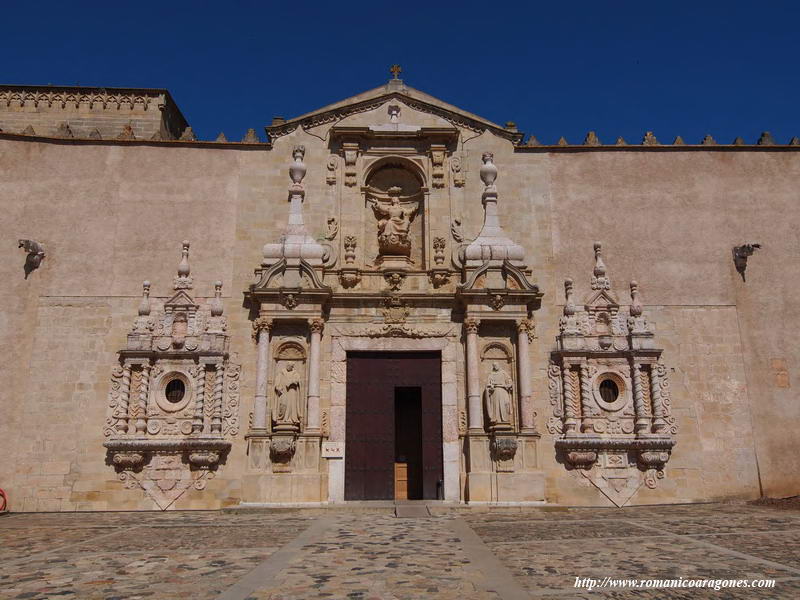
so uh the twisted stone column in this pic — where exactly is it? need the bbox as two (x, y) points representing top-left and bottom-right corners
(192, 365), (205, 433)
(562, 363), (579, 434)
(465, 318), (483, 432)
(252, 317), (273, 432)
(306, 318), (324, 433)
(517, 320), (536, 433)
(118, 363), (132, 434)
(579, 363), (593, 432)
(211, 363), (224, 433)
(135, 364), (150, 434)
(651, 362), (668, 434)
(632, 361), (650, 435)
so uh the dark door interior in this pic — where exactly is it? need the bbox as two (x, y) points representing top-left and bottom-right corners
(345, 352), (442, 501)
(395, 387), (422, 499)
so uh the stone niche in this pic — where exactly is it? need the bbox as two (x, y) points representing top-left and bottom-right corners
(363, 160), (426, 269)
(547, 243), (677, 507)
(103, 242), (239, 510)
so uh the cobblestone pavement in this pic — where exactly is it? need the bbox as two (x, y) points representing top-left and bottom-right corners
(2, 503), (800, 599)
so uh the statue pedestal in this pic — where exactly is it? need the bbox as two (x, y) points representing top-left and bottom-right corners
(241, 433), (327, 503)
(464, 432), (545, 503)
(375, 255), (414, 270)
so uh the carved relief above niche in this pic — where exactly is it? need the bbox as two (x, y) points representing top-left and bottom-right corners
(104, 242), (239, 510)
(547, 243), (677, 507)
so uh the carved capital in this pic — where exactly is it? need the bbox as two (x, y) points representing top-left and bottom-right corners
(309, 318), (325, 335)
(517, 319), (535, 342)
(252, 317), (273, 342)
(464, 318), (480, 335)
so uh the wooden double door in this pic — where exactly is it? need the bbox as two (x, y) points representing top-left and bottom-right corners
(345, 352), (443, 501)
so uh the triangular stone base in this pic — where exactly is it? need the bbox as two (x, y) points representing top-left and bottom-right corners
(579, 466), (643, 507)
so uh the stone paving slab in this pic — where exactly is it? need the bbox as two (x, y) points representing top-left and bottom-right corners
(3, 549), (270, 599)
(701, 531), (800, 568)
(2, 503), (800, 599)
(483, 536), (800, 593)
(246, 514), (499, 600)
(0, 526), (116, 561)
(469, 520), (652, 543)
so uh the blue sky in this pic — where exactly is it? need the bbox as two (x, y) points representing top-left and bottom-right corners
(3, 1), (798, 144)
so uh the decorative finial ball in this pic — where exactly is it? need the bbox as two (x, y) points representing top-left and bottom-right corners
(143, 280), (150, 289)
(594, 242), (602, 251)
(182, 240), (190, 248)
(215, 280), (223, 288)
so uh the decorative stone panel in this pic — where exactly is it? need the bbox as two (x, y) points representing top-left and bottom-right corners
(548, 243), (677, 506)
(103, 243), (238, 509)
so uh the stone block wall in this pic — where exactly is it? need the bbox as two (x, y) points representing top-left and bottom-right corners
(1, 109), (799, 509)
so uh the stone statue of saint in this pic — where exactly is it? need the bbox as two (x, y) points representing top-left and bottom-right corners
(484, 362), (513, 429)
(367, 186), (419, 257)
(273, 362), (303, 431)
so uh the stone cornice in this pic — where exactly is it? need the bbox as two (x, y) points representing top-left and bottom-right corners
(0, 131), (271, 150)
(516, 144), (800, 152)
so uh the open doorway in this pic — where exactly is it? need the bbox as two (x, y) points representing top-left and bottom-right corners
(394, 387), (422, 500)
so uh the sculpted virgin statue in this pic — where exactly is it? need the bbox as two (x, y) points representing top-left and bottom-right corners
(273, 362), (303, 431)
(484, 362), (514, 430)
(367, 186), (419, 257)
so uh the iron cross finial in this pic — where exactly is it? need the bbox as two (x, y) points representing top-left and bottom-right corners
(390, 64), (402, 80)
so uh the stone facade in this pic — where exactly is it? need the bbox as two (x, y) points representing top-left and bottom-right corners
(1, 73), (798, 511)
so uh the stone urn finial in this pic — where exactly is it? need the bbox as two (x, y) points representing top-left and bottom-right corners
(593, 242), (605, 278)
(590, 242), (611, 291)
(289, 145), (306, 185)
(138, 280), (151, 316)
(174, 241), (193, 290)
(630, 280), (642, 317)
(479, 152), (498, 188)
(210, 280), (224, 317)
(564, 278), (575, 316)
(178, 241), (191, 276)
